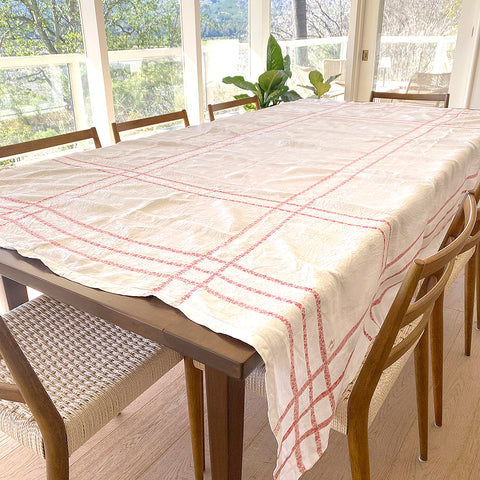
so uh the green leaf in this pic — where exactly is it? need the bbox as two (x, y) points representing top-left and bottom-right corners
(222, 76), (256, 92)
(316, 83), (332, 98)
(283, 54), (292, 78)
(243, 103), (258, 111)
(298, 85), (316, 92)
(234, 94), (257, 111)
(281, 90), (302, 102)
(309, 70), (324, 85)
(325, 73), (341, 84)
(254, 83), (266, 107)
(263, 86), (285, 107)
(266, 35), (284, 71)
(258, 70), (287, 93)
(308, 70), (333, 98)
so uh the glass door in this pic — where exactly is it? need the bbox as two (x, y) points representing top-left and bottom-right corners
(271, 0), (351, 100)
(373, 0), (461, 95)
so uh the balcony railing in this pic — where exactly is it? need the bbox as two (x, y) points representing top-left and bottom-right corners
(0, 35), (456, 145)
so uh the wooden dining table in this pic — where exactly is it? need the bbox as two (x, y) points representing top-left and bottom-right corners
(1, 99), (480, 480)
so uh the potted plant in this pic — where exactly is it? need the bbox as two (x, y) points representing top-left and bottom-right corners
(222, 35), (302, 109)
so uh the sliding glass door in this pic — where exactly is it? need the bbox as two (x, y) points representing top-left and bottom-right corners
(271, 0), (351, 100)
(373, 0), (461, 94)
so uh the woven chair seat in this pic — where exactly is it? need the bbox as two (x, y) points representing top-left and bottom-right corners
(0, 295), (182, 457)
(242, 319), (421, 434)
(445, 247), (476, 292)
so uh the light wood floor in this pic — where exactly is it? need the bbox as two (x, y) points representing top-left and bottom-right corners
(1, 275), (480, 479)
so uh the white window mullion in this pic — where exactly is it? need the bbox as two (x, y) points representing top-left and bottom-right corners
(180, 0), (204, 125)
(249, 0), (270, 80)
(78, 0), (115, 145)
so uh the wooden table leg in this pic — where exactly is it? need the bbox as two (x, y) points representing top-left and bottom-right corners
(205, 366), (245, 480)
(1, 276), (28, 310)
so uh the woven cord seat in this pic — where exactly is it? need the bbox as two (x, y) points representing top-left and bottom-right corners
(0, 295), (182, 458)
(445, 248), (476, 293)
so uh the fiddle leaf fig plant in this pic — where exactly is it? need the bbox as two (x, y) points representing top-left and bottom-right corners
(300, 70), (341, 98)
(222, 35), (301, 109)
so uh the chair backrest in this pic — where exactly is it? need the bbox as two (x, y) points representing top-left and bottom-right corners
(406, 72), (451, 95)
(447, 182), (480, 254)
(322, 59), (346, 83)
(369, 91), (450, 108)
(0, 128), (102, 159)
(111, 110), (190, 144)
(348, 192), (476, 419)
(208, 95), (260, 122)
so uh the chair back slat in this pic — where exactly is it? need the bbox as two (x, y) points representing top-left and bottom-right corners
(419, 195), (476, 279)
(208, 95), (260, 121)
(369, 91), (450, 108)
(0, 128), (102, 159)
(0, 381), (24, 403)
(111, 109), (190, 143)
(386, 313), (430, 368)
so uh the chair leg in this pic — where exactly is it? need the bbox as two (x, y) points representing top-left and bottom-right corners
(44, 440), (69, 480)
(430, 294), (443, 427)
(414, 329), (429, 461)
(476, 247), (480, 331)
(184, 357), (205, 480)
(347, 408), (371, 480)
(465, 254), (476, 356)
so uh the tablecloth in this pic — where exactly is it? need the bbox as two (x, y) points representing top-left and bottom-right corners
(1, 99), (480, 479)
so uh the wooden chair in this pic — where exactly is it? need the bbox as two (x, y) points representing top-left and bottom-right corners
(429, 184), (480, 429)
(0, 294), (203, 480)
(111, 110), (190, 143)
(207, 95), (260, 122)
(406, 73), (451, 95)
(0, 128), (102, 159)
(191, 192), (476, 480)
(369, 91), (450, 108)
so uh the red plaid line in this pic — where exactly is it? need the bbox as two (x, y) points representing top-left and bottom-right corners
(0, 104), (466, 477)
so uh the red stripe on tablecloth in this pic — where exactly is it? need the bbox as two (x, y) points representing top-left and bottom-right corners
(255, 109), (458, 462)
(0, 105), (461, 474)
(273, 304), (370, 435)
(274, 351), (355, 478)
(5, 103), (346, 218)
(427, 174), (478, 224)
(0, 195), (388, 288)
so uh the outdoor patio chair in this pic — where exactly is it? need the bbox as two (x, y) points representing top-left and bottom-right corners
(0, 295), (203, 480)
(406, 72), (451, 95)
(369, 91), (450, 108)
(207, 95), (260, 121)
(111, 109), (190, 143)
(0, 128), (102, 159)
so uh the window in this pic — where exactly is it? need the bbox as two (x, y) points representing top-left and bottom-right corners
(200, 0), (249, 112)
(271, 0), (351, 99)
(0, 0), (91, 146)
(103, 0), (184, 123)
(373, 0), (460, 94)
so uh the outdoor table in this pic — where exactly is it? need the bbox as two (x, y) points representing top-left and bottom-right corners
(1, 99), (480, 480)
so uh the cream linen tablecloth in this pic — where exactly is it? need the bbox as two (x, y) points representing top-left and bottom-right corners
(1, 99), (480, 479)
